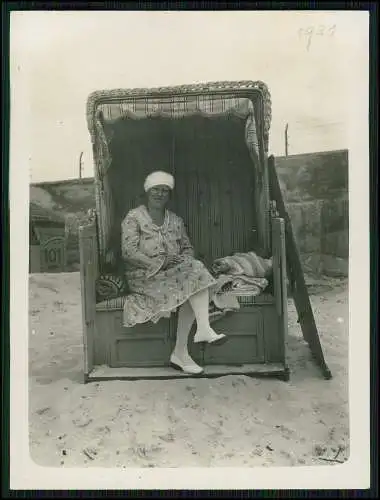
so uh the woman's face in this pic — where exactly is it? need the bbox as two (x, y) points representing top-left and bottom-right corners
(147, 185), (171, 209)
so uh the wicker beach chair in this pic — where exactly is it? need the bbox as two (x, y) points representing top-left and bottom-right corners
(79, 80), (330, 382)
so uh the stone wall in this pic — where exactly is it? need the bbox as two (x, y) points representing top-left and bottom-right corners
(275, 149), (348, 277)
(30, 149), (349, 276)
(30, 178), (96, 270)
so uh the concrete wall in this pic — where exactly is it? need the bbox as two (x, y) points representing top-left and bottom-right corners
(30, 149), (349, 276)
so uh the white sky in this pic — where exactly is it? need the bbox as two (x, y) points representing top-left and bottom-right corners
(10, 10), (368, 182)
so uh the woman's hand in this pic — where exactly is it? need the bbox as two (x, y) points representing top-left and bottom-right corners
(163, 254), (182, 269)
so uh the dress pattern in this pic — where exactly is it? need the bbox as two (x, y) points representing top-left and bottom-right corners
(121, 205), (216, 328)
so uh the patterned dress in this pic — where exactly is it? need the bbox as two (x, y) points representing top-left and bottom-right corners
(121, 205), (216, 328)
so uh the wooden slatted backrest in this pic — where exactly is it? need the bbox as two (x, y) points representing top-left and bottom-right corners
(172, 115), (257, 267)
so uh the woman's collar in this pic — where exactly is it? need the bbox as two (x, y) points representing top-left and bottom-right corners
(142, 204), (168, 229)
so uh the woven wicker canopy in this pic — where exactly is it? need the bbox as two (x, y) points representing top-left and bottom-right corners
(87, 80), (271, 148)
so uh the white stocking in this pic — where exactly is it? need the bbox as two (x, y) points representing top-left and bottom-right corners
(188, 289), (226, 343)
(188, 288), (211, 330)
(172, 301), (195, 360)
(170, 301), (203, 373)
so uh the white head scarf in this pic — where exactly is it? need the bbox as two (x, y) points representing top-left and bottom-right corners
(144, 171), (175, 192)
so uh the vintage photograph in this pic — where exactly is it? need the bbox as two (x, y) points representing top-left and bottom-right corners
(9, 8), (370, 489)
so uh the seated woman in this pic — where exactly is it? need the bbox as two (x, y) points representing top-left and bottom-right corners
(121, 170), (227, 375)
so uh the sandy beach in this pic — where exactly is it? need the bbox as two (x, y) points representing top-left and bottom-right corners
(29, 272), (349, 468)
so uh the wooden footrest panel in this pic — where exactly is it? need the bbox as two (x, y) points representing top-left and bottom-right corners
(86, 363), (287, 381)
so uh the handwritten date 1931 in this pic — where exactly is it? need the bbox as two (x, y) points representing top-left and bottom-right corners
(298, 25), (336, 51)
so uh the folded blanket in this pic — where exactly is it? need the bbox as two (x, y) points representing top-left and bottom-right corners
(212, 251), (272, 278)
(210, 275), (268, 310)
(208, 251), (272, 317)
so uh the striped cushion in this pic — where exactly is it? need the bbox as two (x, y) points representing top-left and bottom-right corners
(96, 295), (127, 311)
(95, 274), (128, 303)
(95, 292), (275, 312)
(238, 293), (275, 305)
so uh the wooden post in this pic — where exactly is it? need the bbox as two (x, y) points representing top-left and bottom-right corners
(272, 217), (289, 380)
(285, 124), (289, 157)
(79, 152), (84, 179)
(79, 221), (98, 382)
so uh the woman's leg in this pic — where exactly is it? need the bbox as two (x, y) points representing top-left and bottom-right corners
(188, 288), (227, 344)
(170, 301), (203, 374)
